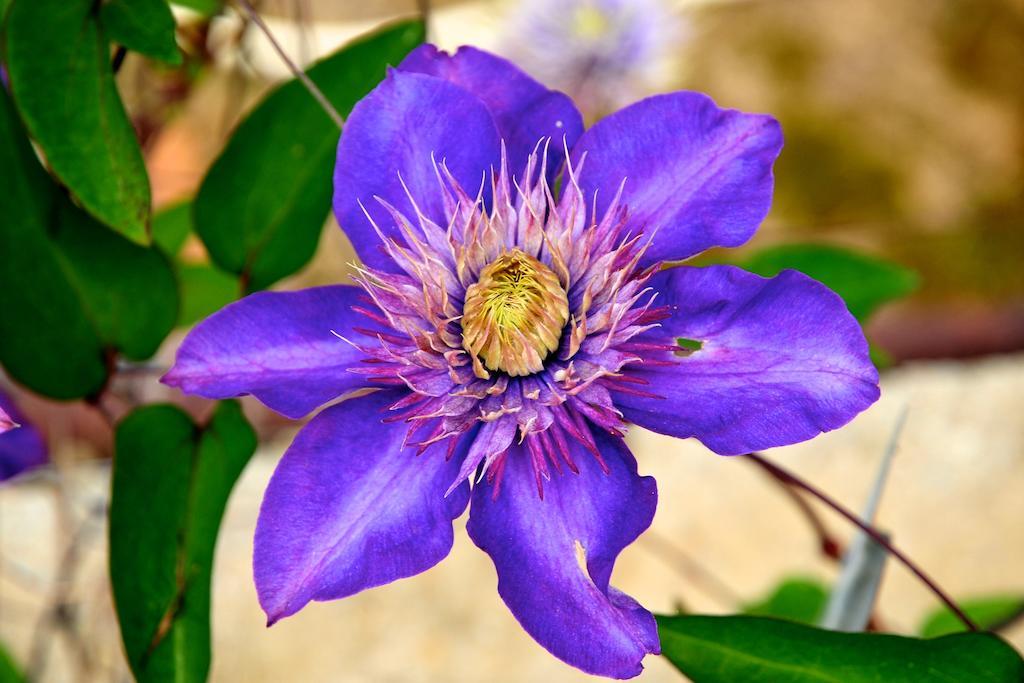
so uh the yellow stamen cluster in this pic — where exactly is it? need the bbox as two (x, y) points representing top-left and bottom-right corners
(462, 249), (569, 378)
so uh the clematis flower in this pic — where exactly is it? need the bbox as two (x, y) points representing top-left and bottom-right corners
(163, 44), (879, 678)
(0, 388), (47, 482)
(500, 0), (683, 117)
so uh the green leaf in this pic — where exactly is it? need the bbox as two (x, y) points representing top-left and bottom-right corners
(0, 642), (25, 683)
(920, 595), (1024, 638)
(100, 0), (182, 65)
(4, 0), (151, 243)
(151, 201), (241, 326)
(738, 244), (919, 321)
(194, 19), (425, 291)
(657, 614), (1024, 683)
(178, 264), (239, 327)
(110, 401), (256, 683)
(169, 0), (221, 16)
(152, 201), (193, 256)
(51, 200), (179, 361)
(743, 578), (828, 625)
(0, 88), (178, 397)
(0, 87), (107, 397)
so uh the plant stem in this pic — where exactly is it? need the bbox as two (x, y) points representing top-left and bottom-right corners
(233, 0), (344, 129)
(639, 529), (742, 609)
(746, 453), (979, 632)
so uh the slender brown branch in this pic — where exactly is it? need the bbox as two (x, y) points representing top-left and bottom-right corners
(234, 0), (344, 129)
(746, 453), (978, 631)
(417, 0), (432, 42)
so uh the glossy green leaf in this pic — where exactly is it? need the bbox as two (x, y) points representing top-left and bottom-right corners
(743, 578), (828, 625)
(920, 595), (1024, 638)
(739, 244), (919, 321)
(100, 0), (181, 65)
(51, 200), (179, 361)
(110, 401), (256, 683)
(195, 19), (425, 291)
(0, 88), (177, 397)
(4, 0), (151, 243)
(657, 614), (1024, 683)
(178, 264), (239, 327)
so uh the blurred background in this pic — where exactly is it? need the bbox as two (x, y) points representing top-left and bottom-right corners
(2, 0), (1022, 680)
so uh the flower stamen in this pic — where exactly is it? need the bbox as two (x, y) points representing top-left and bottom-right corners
(462, 249), (569, 378)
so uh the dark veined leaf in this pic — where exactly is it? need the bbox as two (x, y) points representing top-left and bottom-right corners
(738, 243), (919, 321)
(0, 87), (177, 397)
(742, 578), (829, 625)
(194, 19), (425, 291)
(920, 595), (1024, 638)
(100, 0), (181, 65)
(657, 614), (1024, 683)
(4, 0), (151, 243)
(110, 401), (256, 683)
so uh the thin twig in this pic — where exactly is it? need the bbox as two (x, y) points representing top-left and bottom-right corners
(234, 0), (344, 129)
(746, 453), (978, 631)
(417, 0), (432, 43)
(639, 529), (742, 609)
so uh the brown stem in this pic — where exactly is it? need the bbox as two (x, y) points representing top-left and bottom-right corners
(746, 453), (978, 631)
(233, 0), (344, 129)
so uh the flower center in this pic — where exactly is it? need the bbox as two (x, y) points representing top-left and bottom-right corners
(571, 6), (612, 41)
(462, 249), (569, 378)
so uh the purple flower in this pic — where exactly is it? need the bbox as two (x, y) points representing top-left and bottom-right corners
(163, 45), (878, 678)
(500, 0), (683, 116)
(0, 388), (47, 482)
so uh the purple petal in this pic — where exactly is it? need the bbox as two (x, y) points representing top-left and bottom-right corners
(398, 44), (584, 186)
(467, 432), (659, 679)
(254, 390), (471, 624)
(572, 92), (783, 266)
(0, 391), (47, 482)
(616, 265), (880, 455)
(163, 285), (377, 419)
(333, 68), (502, 272)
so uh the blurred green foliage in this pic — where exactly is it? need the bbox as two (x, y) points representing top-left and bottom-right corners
(742, 577), (829, 625)
(920, 595), (1024, 638)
